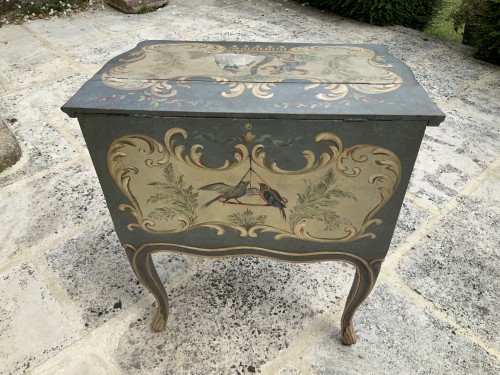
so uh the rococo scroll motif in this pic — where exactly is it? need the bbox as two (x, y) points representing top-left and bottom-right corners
(101, 43), (403, 103)
(108, 127), (402, 243)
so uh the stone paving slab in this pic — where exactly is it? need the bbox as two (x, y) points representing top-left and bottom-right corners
(0, 73), (90, 129)
(25, 15), (107, 48)
(45, 220), (188, 330)
(0, 122), (78, 188)
(155, 4), (229, 36)
(212, 2), (303, 30)
(0, 24), (31, 42)
(0, 34), (49, 63)
(277, 368), (301, 375)
(378, 32), (448, 63)
(304, 283), (500, 375)
(280, 22), (383, 45)
(81, 8), (156, 34)
(387, 200), (430, 255)
(0, 2), (499, 374)
(408, 110), (500, 208)
(0, 263), (78, 375)
(398, 171), (500, 352)
(455, 75), (500, 126)
(31, 353), (117, 375)
(49, 112), (88, 148)
(207, 4), (345, 43)
(198, 25), (273, 42)
(192, 0), (247, 11)
(113, 257), (353, 374)
(412, 67), (470, 101)
(419, 48), (499, 83)
(66, 26), (183, 66)
(27, 315), (130, 375)
(0, 163), (107, 263)
(0, 49), (78, 90)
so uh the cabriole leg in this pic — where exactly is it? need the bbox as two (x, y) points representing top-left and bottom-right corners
(340, 260), (382, 345)
(128, 248), (170, 332)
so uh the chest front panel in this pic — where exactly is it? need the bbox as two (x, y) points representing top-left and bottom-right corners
(80, 115), (426, 260)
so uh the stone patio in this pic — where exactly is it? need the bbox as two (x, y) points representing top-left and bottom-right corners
(0, 1), (499, 374)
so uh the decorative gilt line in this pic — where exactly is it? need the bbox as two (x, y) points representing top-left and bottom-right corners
(251, 131), (343, 175)
(340, 254), (378, 345)
(122, 243), (374, 267)
(164, 128), (249, 171)
(370, 258), (385, 265)
(108, 138), (148, 231)
(250, 82), (276, 99)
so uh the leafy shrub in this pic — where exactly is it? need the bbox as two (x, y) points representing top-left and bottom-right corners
(450, 0), (485, 31)
(451, 0), (499, 65)
(475, 0), (500, 64)
(296, 0), (442, 30)
(0, 0), (92, 23)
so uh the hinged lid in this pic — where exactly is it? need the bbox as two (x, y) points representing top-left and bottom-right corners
(62, 40), (445, 125)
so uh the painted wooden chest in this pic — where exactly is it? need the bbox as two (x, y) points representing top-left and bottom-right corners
(62, 41), (445, 345)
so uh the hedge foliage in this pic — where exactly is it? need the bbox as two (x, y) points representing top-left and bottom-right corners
(475, 0), (500, 64)
(296, 0), (442, 30)
(0, 0), (90, 22)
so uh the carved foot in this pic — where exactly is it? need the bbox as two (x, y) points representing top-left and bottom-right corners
(341, 322), (357, 345)
(151, 310), (167, 332)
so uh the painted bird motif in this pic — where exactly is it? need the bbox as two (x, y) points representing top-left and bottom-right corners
(267, 54), (308, 75)
(258, 183), (287, 220)
(199, 181), (251, 208)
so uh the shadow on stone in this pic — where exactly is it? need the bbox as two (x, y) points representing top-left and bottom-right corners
(0, 118), (22, 173)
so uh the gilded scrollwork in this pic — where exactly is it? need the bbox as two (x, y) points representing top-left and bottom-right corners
(305, 80), (349, 101)
(108, 127), (402, 243)
(251, 131), (343, 175)
(101, 43), (403, 104)
(163, 128), (249, 171)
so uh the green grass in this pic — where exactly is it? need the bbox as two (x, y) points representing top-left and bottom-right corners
(424, 0), (464, 42)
